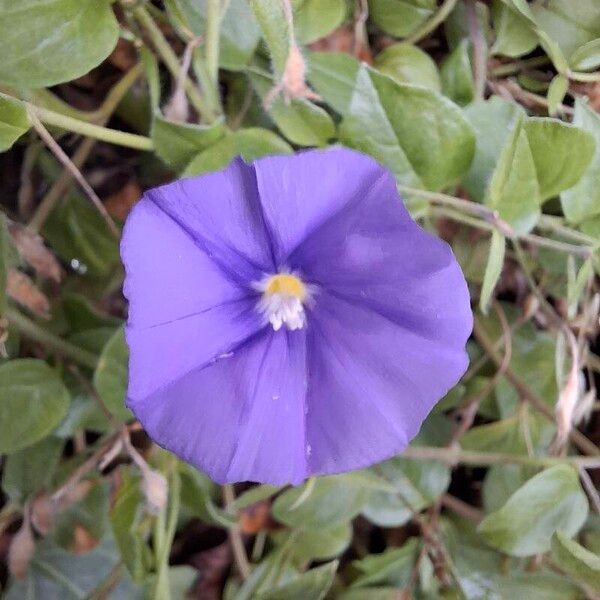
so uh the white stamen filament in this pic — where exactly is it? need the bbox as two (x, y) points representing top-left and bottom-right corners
(255, 272), (309, 332)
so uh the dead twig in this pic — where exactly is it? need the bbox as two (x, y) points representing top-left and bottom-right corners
(27, 109), (120, 239)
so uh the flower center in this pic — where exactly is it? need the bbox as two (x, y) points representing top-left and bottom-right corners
(257, 273), (308, 331)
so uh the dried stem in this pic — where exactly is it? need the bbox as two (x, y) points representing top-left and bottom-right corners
(440, 493), (483, 523)
(28, 65), (142, 233)
(473, 318), (600, 457)
(404, 186), (594, 258)
(27, 109), (120, 238)
(466, 0), (486, 100)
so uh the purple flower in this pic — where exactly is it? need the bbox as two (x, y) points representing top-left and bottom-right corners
(121, 147), (472, 485)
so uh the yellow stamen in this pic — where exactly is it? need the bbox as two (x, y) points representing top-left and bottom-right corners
(264, 273), (307, 301)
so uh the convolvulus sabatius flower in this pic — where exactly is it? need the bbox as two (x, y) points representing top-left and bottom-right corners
(121, 148), (472, 485)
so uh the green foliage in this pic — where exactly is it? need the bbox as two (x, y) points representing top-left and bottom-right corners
(339, 63), (475, 190)
(478, 465), (589, 556)
(0, 0), (119, 88)
(0, 359), (70, 454)
(368, 0), (435, 38)
(552, 532), (600, 592)
(373, 43), (441, 91)
(0, 95), (31, 151)
(170, 0), (260, 71)
(1, 0), (599, 596)
(93, 326), (131, 420)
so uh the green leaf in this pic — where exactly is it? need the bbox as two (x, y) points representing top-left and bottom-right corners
(0, 0), (119, 88)
(462, 96), (525, 201)
(231, 484), (282, 511)
(169, 0), (261, 70)
(338, 590), (408, 600)
(179, 463), (236, 527)
(0, 95), (31, 152)
(2, 436), (64, 504)
(249, 70), (335, 146)
(307, 51), (361, 115)
(491, 0), (538, 57)
(5, 536), (142, 600)
(294, 0), (347, 44)
(0, 359), (70, 454)
(478, 464), (589, 556)
(547, 74), (569, 115)
(250, 0), (290, 76)
(479, 230), (505, 313)
(562, 99), (600, 223)
(531, 0), (600, 62)
(340, 65), (475, 190)
(482, 464), (532, 513)
(368, 0), (435, 38)
(152, 114), (227, 172)
(184, 128), (292, 175)
(373, 43), (441, 92)
(552, 532), (600, 592)
(255, 561), (338, 600)
(93, 326), (131, 422)
(61, 293), (121, 333)
(351, 538), (419, 588)
(272, 522), (352, 562)
(110, 466), (145, 582)
(272, 474), (371, 528)
(524, 117), (596, 201)
(440, 39), (475, 106)
(43, 193), (120, 279)
(461, 410), (550, 455)
(536, 28), (570, 74)
(485, 116), (540, 234)
(570, 38), (600, 71)
(362, 455), (450, 527)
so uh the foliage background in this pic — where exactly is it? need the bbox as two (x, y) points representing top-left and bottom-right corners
(1, 0), (600, 598)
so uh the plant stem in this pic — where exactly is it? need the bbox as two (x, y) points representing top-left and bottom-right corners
(405, 0), (459, 45)
(6, 306), (98, 369)
(466, 0), (486, 100)
(402, 445), (600, 469)
(491, 56), (551, 78)
(538, 215), (598, 247)
(406, 187), (594, 257)
(153, 461), (180, 600)
(24, 101), (154, 150)
(568, 70), (600, 83)
(205, 0), (221, 94)
(27, 109), (120, 238)
(223, 484), (251, 580)
(473, 317), (600, 457)
(132, 5), (216, 122)
(37, 63), (137, 230)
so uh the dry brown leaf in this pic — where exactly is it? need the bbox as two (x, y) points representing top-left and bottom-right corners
(239, 500), (271, 534)
(8, 511), (35, 580)
(104, 180), (141, 221)
(72, 525), (99, 555)
(7, 269), (50, 319)
(9, 223), (62, 282)
(109, 38), (138, 71)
